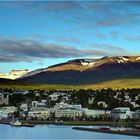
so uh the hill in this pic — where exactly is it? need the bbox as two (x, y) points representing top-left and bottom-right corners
(18, 56), (140, 85)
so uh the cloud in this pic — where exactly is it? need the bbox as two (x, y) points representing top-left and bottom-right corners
(0, 37), (137, 63)
(1, 1), (140, 30)
(124, 34), (140, 41)
(42, 1), (140, 28)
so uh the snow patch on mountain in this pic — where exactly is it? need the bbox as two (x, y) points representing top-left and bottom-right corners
(18, 69), (43, 79)
(136, 57), (140, 61)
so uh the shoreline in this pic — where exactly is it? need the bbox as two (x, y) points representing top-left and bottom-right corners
(1, 119), (140, 137)
(0, 120), (138, 126)
(72, 127), (140, 137)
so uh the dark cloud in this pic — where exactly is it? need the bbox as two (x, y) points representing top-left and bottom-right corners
(1, 1), (140, 29)
(42, 1), (140, 28)
(30, 33), (81, 44)
(0, 37), (137, 63)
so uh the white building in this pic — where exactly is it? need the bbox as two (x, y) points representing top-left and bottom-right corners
(0, 111), (8, 119)
(28, 108), (51, 119)
(0, 93), (9, 105)
(97, 101), (108, 108)
(49, 92), (65, 101)
(20, 104), (28, 111)
(54, 102), (82, 110)
(83, 108), (110, 118)
(133, 110), (140, 120)
(53, 102), (83, 119)
(55, 109), (83, 118)
(0, 106), (17, 119)
(32, 100), (47, 108)
(110, 107), (133, 120)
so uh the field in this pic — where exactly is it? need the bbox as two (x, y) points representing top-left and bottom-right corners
(0, 78), (140, 90)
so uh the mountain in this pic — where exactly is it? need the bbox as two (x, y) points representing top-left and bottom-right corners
(18, 56), (140, 85)
(0, 69), (30, 80)
(0, 78), (14, 84)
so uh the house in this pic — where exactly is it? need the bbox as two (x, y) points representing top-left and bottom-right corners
(32, 100), (47, 108)
(0, 111), (8, 119)
(0, 93), (9, 105)
(132, 110), (140, 120)
(0, 106), (17, 119)
(130, 101), (139, 108)
(97, 101), (108, 108)
(20, 103), (28, 111)
(49, 92), (65, 101)
(88, 97), (95, 105)
(110, 107), (133, 120)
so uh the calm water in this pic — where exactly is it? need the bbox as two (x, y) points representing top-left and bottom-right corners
(0, 124), (139, 140)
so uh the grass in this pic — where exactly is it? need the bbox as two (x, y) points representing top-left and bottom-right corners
(1, 78), (140, 90)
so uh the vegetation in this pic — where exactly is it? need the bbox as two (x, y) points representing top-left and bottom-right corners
(1, 78), (140, 90)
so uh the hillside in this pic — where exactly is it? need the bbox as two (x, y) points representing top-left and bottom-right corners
(18, 56), (140, 85)
(0, 69), (30, 80)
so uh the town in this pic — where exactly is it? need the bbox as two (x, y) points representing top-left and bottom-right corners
(0, 88), (140, 125)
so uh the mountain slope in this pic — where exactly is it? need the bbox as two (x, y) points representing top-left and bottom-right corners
(0, 69), (30, 79)
(18, 56), (140, 85)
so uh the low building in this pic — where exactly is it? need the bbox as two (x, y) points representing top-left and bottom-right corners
(133, 110), (140, 120)
(0, 111), (8, 119)
(0, 106), (17, 119)
(32, 100), (47, 108)
(54, 102), (82, 110)
(110, 107), (133, 120)
(28, 108), (51, 120)
(0, 93), (9, 105)
(20, 104), (28, 111)
(83, 108), (111, 118)
(97, 101), (108, 108)
(55, 109), (83, 119)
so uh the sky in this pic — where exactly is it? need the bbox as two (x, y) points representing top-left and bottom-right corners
(0, 1), (140, 73)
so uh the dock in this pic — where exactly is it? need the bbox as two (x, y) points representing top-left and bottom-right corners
(72, 127), (140, 137)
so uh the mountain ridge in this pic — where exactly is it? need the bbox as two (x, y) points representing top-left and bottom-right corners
(18, 56), (140, 85)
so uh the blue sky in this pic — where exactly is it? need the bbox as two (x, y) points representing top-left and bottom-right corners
(0, 1), (140, 72)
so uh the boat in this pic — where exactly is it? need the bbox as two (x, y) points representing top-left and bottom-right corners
(99, 127), (110, 131)
(10, 119), (22, 127)
(21, 122), (35, 127)
(10, 116), (34, 127)
(54, 119), (64, 125)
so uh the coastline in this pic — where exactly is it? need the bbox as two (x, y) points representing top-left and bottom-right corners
(0, 119), (138, 126)
(72, 127), (140, 137)
(0, 119), (140, 137)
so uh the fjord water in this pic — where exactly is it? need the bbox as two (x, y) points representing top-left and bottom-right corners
(0, 124), (139, 140)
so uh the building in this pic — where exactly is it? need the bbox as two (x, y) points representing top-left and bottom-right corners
(97, 101), (108, 108)
(0, 93), (9, 105)
(49, 92), (65, 101)
(31, 100), (47, 108)
(83, 108), (111, 118)
(28, 108), (51, 120)
(0, 106), (17, 119)
(53, 102), (83, 119)
(55, 109), (83, 119)
(0, 111), (8, 119)
(133, 110), (140, 120)
(20, 104), (28, 111)
(54, 102), (82, 110)
(110, 107), (133, 120)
